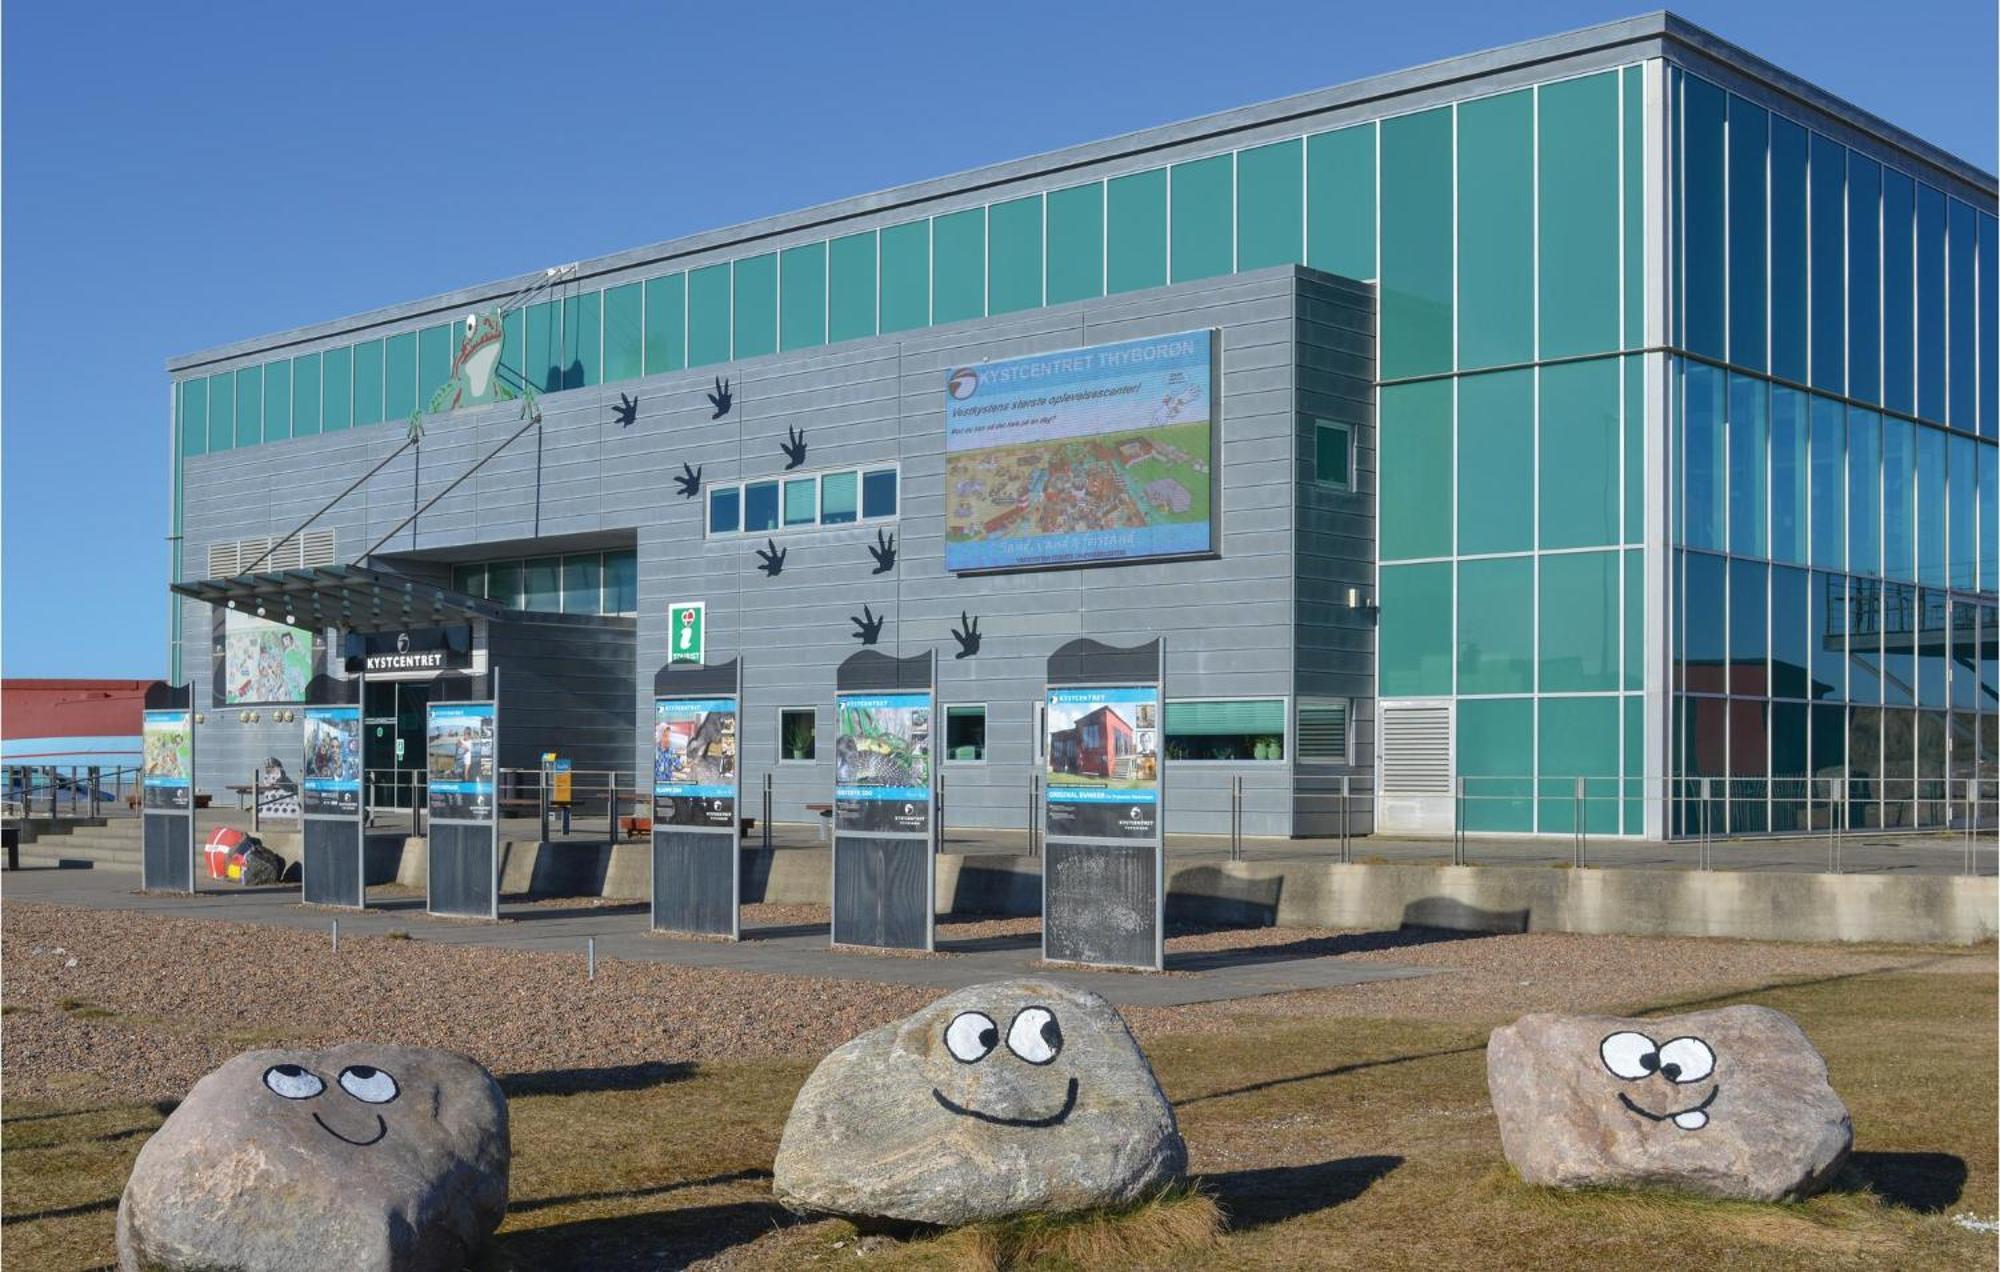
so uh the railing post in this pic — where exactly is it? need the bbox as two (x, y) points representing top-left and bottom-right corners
(1339, 773), (1350, 865)
(252, 769), (262, 833)
(761, 772), (772, 850)
(1453, 776), (1465, 867)
(1228, 775), (1242, 862)
(1573, 774), (1586, 868)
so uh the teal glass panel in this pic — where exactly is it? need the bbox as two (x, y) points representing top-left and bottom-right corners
(1727, 97), (1767, 370)
(602, 282), (644, 380)
(932, 208), (986, 325)
(687, 263), (732, 367)
(1916, 424), (1945, 586)
(1379, 379), (1452, 560)
(522, 557), (560, 611)
(1457, 555), (1533, 694)
(1726, 373), (1767, 559)
(1847, 409), (1881, 577)
(1730, 558), (1768, 696)
(1623, 694), (1645, 834)
(419, 323), (452, 408)
(879, 220), (931, 333)
(1306, 123), (1375, 281)
(1457, 89), (1533, 370)
(1771, 386), (1807, 564)
(1679, 76), (1725, 361)
(502, 309), (524, 387)
(1045, 183), (1104, 305)
(1540, 550), (1618, 692)
(291, 353), (321, 437)
(1624, 548), (1644, 691)
(1379, 107), (1453, 379)
(451, 564), (485, 598)
(1809, 395), (1844, 570)
(1235, 138), (1302, 272)
(1538, 72), (1620, 360)
(644, 274), (685, 375)
(821, 470), (858, 524)
(1882, 415), (1916, 580)
(731, 254), (776, 361)
(1680, 360), (1724, 550)
(234, 366), (262, 446)
(1769, 117), (1808, 384)
(603, 550), (637, 613)
(561, 554), (601, 615)
(828, 233), (879, 342)
(779, 242), (827, 350)
(1456, 369), (1532, 554)
(1541, 357), (1621, 550)
(1947, 199), (1976, 428)
(525, 300), (561, 391)
(1916, 184), (1945, 422)
(1622, 66), (1643, 349)
(1676, 550), (1725, 692)
(383, 332), (417, 420)
(1378, 562), (1452, 696)
(1771, 565), (1809, 699)
(1457, 698), (1533, 831)
(1847, 156), (1881, 404)
(1809, 134), (1846, 393)
(1169, 154), (1232, 283)
(262, 359), (290, 442)
(564, 290), (601, 388)
(987, 195), (1044, 315)
(783, 476), (817, 526)
(323, 345), (353, 431)
(1624, 356), (1643, 544)
(1539, 697), (1620, 834)
(1106, 168), (1167, 294)
(1982, 214), (1998, 437)
(179, 378), (207, 456)
(1948, 432), (1975, 590)
(207, 372), (235, 450)
(486, 562), (521, 609)
(1882, 169), (1915, 415)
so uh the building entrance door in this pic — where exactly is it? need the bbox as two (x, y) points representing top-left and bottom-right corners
(363, 679), (432, 809)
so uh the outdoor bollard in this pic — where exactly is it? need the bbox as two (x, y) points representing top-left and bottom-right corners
(252, 769), (261, 833)
(331, 919), (339, 953)
(587, 936), (596, 981)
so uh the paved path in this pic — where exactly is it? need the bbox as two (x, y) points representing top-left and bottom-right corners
(1, 868), (1437, 1008)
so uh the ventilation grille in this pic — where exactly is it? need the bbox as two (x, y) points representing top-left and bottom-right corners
(1296, 700), (1351, 763)
(1379, 703), (1452, 794)
(206, 530), (336, 577)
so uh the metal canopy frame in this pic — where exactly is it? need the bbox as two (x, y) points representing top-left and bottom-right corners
(170, 564), (511, 634)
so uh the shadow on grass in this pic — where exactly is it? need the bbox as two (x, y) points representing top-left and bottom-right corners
(1176, 1044), (1484, 1108)
(0, 1195), (120, 1225)
(1166, 924), (1500, 973)
(483, 1198), (799, 1270)
(1200, 1155), (1403, 1229)
(498, 1061), (695, 1099)
(1843, 1150), (1967, 1213)
(511, 1168), (773, 1215)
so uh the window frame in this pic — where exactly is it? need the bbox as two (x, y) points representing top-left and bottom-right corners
(1162, 695), (1291, 764)
(703, 462), (902, 539)
(943, 702), (988, 764)
(778, 706), (819, 763)
(1312, 417), (1354, 489)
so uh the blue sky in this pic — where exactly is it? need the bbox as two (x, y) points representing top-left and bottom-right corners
(3, 0), (1992, 677)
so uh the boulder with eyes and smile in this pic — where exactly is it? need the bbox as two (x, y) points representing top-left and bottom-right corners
(1487, 1005), (1851, 1202)
(117, 1043), (508, 1272)
(773, 979), (1185, 1225)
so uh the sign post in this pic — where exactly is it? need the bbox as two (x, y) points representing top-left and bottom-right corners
(301, 681), (365, 908)
(140, 684), (197, 894)
(424, 690), (499, 920)
(651, 657), (742, 937)
(667, 601), (706, 665)
(831, 649), (937, 951)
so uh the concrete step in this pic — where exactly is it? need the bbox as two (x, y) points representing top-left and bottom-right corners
(14, 851), (142, 872)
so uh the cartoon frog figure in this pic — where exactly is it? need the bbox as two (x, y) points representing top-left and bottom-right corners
(406, 308), (537, 442)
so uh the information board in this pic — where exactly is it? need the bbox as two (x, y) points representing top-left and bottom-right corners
(1045, 686), (1161, 840)
(834, 692), (933, 834)
(426, 702), (496, 822)
(302, 706), (363, 817)
(142, 710), (195, 812)
(653, 696), (738, 828)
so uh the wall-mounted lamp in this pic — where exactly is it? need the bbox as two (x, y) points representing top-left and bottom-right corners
(1345, 586), (1378, 612)
(193, 713), (206, 724)
(238, 710), (251, 723)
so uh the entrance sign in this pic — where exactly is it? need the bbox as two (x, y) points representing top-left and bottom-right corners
(425, 696), (499, 920)
(1042, 638), (1166, 971)
(668, 600), (706, 664)
(651, 658), (743, 937)
(140, 687), (197, 893)
(301, 690), (365, 908)
(832, 649), (937, 951)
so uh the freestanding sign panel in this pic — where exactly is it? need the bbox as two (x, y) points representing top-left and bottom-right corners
(140, 693), (197, 893)
(301, 697), (365, 908)
(831, 650), (937, 951)
(425, 699), (498, 919)
(651, 658), (742, 937)
(1042, 639), (1165, 971)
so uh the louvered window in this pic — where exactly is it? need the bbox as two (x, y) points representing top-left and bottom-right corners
(205, 530), (336, 577)
(1296, 699), (1351, 763)
(1380, 703), (1452, 794)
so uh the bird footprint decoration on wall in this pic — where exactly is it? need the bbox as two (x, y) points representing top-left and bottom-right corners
(850, 605), (885, 645)
(868, 529), (897, 574)
(950, 612), (982, 659)
(707, 377), (732, 419)
(612, 393), (638, 428)
(674, 463), (702, 499)
(780, 426), (808, 470)
(756, 540), (787, 577)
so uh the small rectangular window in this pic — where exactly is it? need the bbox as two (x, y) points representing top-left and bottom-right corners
(946, 705), (987, 762)
(451, 564), (486, 598)
(709, 486), (741, 535)
(603, 549), (637, 613)
(561, 554), (601, 614)
(1314, 419), (1352, 487)
(1165, 698), (1286, 761)
(821, 471), (859, 524)
(1296, 699), (1351, 762)
(862, 468), (898, 518)
(745, 482), (780, 532)
(783, 477), (817, 526)
(780, 707), (817, 761)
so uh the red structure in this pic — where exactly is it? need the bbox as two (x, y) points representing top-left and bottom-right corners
(2, 679), (163, 754)
(1049, 704), (1134, 778)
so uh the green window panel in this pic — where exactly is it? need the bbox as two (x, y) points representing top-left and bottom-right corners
(351, 340), (384, 426)
(1456, 89), (1533, 370)
(563, 290), (601, 388)
(1538, 72), (1621, 361)
(1170, 154), (1232, 284)
(1106, 168), (1167, 294)
(688, 263), (732, 367)
(234, 366), (262, 447)
(987, 195), (1044, 316)
(828, 232), (878, 342)
(383, 332), (417, 421)
(502, 309), (525, 387)
(1379, 107), (1453, 379)
(291, 353), (321, 437)
(1679, 75), (1726, 362)
(207, 372), (235, 450)
(1623, 355), (1644, 544)
(262, 359), (291, 442)
(1457, 697), (1533, 831)
(1540, 550), (1619, 692)
(1306, 123), (1375, 281)
(1045, 182), (1103, 305)
(1166, 699), (1285, 734)
(1540, 357), (1621, 549)
(1235, 138), (1301, 272)
(731, 254), (776, 361)
(1457, 555), (1534, 694)
(418, 323), (452, 409)
(1624, 549), (1644, 691)
(644, 274), (685, 375)
(779, 242), (827, 350)
(1622, 65), (1644, 350)
(180, 378), (207, 456)
(323, 345), (354, 431)
(932, 208), (986, 325)
(1538, 696), (1621, 833)
(1378, 562), (1452, 696)
(602, 282), (644, 382)
(1456, 368), (1533, 554)
(1379, 379), (1452, 560)
(879, 220), (931, 334)
(1623, 694), (1645, 834)
(1726, 97), (1768, 371)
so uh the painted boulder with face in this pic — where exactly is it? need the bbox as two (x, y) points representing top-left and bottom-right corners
(773, 979), (1185, 1225)
(117, 1044), (508, 1272)
(1487, 1005), (1851, 1201)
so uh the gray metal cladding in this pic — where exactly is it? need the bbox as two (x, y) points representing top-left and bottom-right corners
(427, 821), (496, 919)
(302, 819), (363, 907)
(650, 833), (736, 936)
(142, 813), (195, 893)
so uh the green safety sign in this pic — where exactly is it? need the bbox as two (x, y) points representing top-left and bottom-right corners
(669, 600), (705, 664)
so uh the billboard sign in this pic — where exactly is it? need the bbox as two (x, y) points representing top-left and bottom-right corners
(425, 702), (496, 821)
(302, 706), (363, 817)
(944, 329), (1215, 572)
(142, 710), (194, 811)
(654, 696), (738, 828)
(219, 610), (315, 704)
(834, 691), (932, 833)
(1045, 686), (1160, 839)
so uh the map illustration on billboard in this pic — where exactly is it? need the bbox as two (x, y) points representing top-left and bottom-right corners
(142, 710), (194, 812)
(944, 330), (1215, 572)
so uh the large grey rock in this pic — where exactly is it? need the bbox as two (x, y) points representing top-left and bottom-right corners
(774, 979), (1185, 1225)
(118, 1044), (508, 1271)
(1488, 1005), (1851, 1201)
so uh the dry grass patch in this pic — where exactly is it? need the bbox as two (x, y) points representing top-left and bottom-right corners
(919, 1186), (1223, 1270)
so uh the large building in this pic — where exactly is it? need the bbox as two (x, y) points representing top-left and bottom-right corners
(165, 13), (1998, 840)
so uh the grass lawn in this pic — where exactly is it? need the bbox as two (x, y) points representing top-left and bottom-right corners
(4, 956), (1991, 1270)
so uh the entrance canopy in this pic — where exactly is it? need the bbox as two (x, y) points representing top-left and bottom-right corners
(169, 563), (510, 633)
